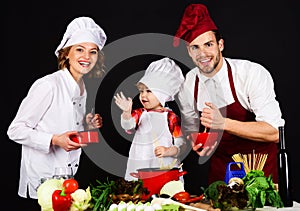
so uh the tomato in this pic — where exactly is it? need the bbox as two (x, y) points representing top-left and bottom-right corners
(63, 178), (79, 194)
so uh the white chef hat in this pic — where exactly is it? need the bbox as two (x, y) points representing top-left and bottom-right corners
(54, 16), (107, 57)
(138, 57), (185, 107)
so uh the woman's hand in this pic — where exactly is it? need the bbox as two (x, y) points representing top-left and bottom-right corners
(51, 131), (85, 152)
(86, 113), (103, 130)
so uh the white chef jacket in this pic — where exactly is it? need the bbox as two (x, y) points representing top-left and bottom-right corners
(7, 69), (86, 199)
(177, 57), (285, 134)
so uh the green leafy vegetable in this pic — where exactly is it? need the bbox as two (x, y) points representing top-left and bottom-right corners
(90, 178), (115, 211)
(89, 177), (149, 211)
(203, 170), (284, 210)
(243, 170), (284, 208)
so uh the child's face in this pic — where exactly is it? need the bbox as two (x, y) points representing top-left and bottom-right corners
(137, 83), (162, 110)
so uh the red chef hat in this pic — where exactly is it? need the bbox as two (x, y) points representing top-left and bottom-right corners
(173, 4), (218, 47)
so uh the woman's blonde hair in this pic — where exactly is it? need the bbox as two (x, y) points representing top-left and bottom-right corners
(56, 46), (106, 78)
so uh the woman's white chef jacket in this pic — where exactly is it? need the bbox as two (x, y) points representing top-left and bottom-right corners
(7, 69), (86, 199)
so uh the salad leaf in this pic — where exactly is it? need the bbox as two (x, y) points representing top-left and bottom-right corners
(243, 170), (284, 208)
(37, 178), (64, 211)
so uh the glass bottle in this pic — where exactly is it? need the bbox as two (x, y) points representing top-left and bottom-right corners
(277, 126), (293, 207)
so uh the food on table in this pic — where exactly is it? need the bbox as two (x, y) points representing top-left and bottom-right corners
(232, 150), (268, 173)
(203, 170), (284, 210)
(37, 178), (64, 211)
(172, 191), (191, 202)
(243, 170), (283, 208)
(37, 178), (91, 211)
(172, 191), (204, 204)
(108, 201), (162, 211)
(204, 179), (248, 210)
(151, 197), (206, 211)
(63, 178), (79, 194)
(90, 177), (149, 211)
(52, 189), (72, 211)
(159, 180), (185, 197)
(69, 187), (92, 211)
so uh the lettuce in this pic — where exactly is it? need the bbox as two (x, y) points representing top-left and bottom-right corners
(37, 178), (64, 211)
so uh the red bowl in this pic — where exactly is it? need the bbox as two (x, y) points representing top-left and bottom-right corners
(70, 130), (99, 144)
(130, 168), (187, 200)
(190, 132), (219, 148)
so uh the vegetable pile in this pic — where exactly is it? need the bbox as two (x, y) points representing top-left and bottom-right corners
(204, 170), (284, 210)
(37, 178), (92, 211)
(90, 177), (150, 211)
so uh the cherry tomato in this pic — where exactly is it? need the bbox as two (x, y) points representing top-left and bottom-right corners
(63, 178), (79, 194)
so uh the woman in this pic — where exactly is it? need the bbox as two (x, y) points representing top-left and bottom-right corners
(7, 16), (106, 205)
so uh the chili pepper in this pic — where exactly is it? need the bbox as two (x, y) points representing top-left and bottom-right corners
(172, 191), (204, 204)
(52, 188), (72, 211)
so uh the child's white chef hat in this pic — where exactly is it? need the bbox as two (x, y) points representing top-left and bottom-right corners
(138, 57), (185, 106)
(54, 17), (107, 57)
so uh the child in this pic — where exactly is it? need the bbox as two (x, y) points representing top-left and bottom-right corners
(114, 57), (186, 181)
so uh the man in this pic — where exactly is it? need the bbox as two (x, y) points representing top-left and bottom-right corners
(174, 4), (285, 184)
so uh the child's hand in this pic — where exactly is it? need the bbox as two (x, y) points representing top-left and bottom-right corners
(114, 92), (133, 112)
(155, 146), (179, 158)
(154, 146), (168, 158)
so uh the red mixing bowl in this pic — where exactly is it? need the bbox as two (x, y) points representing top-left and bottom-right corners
(130, 167), (187, 200)
(190, 132), (219, 149)
(70, 130), (99, 144)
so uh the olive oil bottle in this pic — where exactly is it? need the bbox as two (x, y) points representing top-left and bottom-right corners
(277, 126), (293, 207)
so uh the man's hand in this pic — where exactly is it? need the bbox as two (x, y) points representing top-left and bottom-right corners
(187, 134), (217, 157)
(200, 102), (225, 130)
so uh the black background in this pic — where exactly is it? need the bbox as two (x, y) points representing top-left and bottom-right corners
(2, 0), (299, 209)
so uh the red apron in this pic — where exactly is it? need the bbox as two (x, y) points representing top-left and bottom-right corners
(195, 60), (278, 184)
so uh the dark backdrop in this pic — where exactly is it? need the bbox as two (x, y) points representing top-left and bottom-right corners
(2, 0), (299, 209)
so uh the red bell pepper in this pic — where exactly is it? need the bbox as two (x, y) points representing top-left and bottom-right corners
(52, 188), (72, 211)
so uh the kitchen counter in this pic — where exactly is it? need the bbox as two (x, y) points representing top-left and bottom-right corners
(152, 198), (300, 211)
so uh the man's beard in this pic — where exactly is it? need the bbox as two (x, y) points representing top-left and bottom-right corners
(196, 53), (221, 74)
